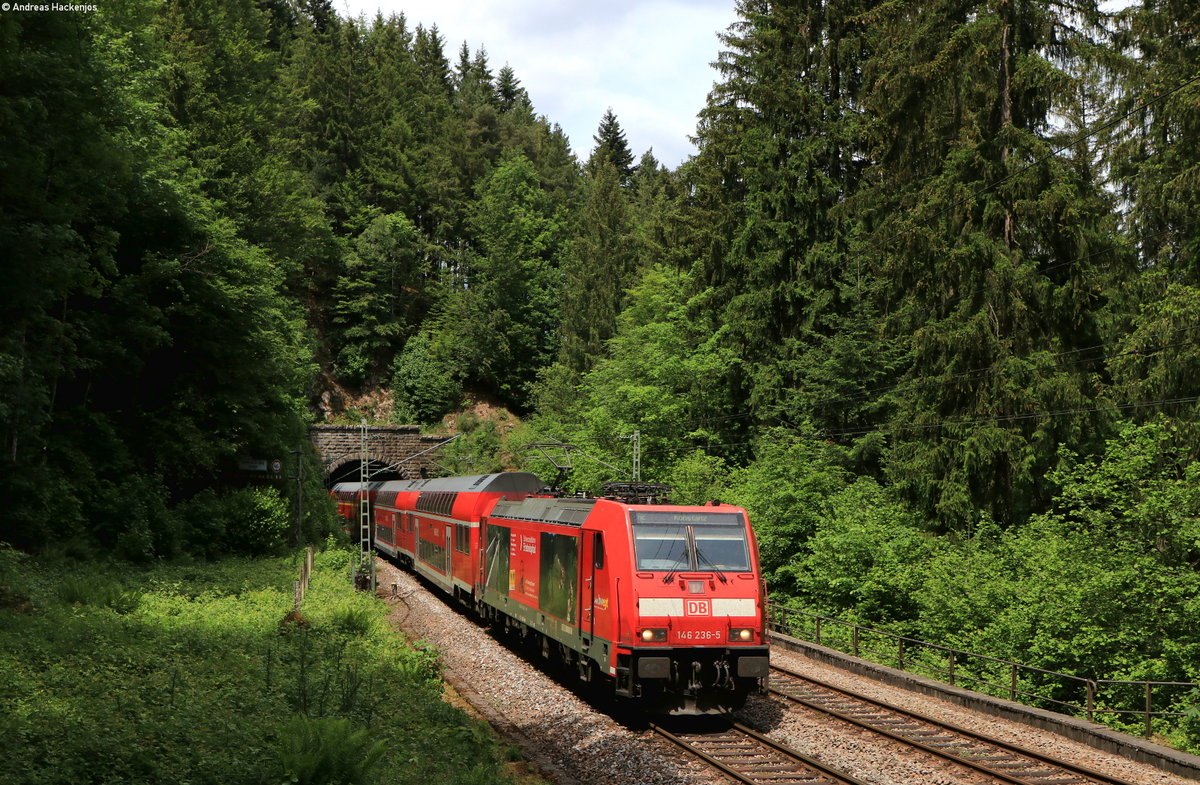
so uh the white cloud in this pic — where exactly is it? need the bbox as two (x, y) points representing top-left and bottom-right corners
(337, 0), (737, 167)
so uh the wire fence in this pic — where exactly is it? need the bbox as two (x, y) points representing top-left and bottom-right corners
(768, 604), (1198, 739)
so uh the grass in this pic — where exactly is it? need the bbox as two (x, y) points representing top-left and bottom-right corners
(0, 543), (539, 785)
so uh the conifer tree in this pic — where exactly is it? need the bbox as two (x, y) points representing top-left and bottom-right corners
(496, 65), (531, 112)
(332, 213), (431, 385)
(359, 14), (421, 220)
(300, 0), (334, 33)
(559, 160), (639, 373)
(859, 0), (1116, 526)
(628, 149), (682, 270)
(1104, 0), (1200, 438)
(409, 25), (469, 253)
(687, 0), (891, 446)
(590, 108), (636, 186)
(453, 44), (502, 187)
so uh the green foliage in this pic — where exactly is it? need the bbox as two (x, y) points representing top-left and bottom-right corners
(540, 264), (745, 492)
(0, 552), (526, 785)
(857, 0), (1116, 528)
(666, 451), (729, 506)
(559, 159), (639, 374)
(462, 154), (568, 408)
(778, 421), (1200, 746)
(333, 213), (432, 387)
(390, 331), (465, 424)
(172, 486), (293, 559)
(1107, 283), (1200, 443)
(319, 601), (384, 638)
(439, 419), (506, 476)
(55, 576), (140, 615)
(276, 714), (386, 785)
(714, 431), (931, 608)
(0, 545), (32, 614)
(0, 1), (317, 555)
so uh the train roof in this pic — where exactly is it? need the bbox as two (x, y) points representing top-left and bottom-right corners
(332, 472), (543, 495)
(490, 496), (599, 526)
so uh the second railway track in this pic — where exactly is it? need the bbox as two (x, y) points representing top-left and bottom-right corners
(768, 664), (1139, 785)
(651, 721), (871, 785)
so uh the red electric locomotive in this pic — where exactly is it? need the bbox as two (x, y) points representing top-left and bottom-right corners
(332, 472), (769, 714)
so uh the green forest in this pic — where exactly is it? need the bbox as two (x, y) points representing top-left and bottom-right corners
(3, 0), (1200, 748)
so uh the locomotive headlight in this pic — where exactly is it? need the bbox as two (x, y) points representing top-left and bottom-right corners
(640, 628), (668, 642)
(731, 628), (754, 642)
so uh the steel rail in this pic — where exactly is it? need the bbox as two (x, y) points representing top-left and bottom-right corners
(770, 664), (1139, 785)
(649, 721), (870, 785)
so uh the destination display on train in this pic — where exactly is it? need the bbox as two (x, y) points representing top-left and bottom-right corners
(629, 511), (746, 526)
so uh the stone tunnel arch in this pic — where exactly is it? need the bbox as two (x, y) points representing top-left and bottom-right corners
(310, 424), (448, 486)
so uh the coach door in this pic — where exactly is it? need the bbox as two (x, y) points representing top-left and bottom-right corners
(582, 532), (603, 643)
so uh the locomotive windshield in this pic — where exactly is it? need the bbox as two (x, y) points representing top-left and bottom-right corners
(693, 525), (751, 572)
(631, 512), (751, 573)
(633, 525), (691, 571)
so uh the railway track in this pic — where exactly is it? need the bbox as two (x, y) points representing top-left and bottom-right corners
(769, 664), (1138, 785)
(650, 721), (870, 785)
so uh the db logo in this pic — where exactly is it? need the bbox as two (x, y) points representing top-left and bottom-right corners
(685, 599), (711, 616)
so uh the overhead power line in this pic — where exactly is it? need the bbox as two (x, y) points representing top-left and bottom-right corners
(638, 394), (1200, 460)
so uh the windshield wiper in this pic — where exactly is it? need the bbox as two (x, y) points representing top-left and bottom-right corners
(694, 544), (728, 583)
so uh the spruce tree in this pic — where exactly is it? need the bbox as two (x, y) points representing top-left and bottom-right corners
(1104, 0), (1200, 438)
(859, 0), (1117, 527)
(496, 64), (531, 112)
(409, 25), (469, 254)
(629, 149), (683, 270)
(686, 0), (891, 449)
(559, 160), (639, 373)
(453, 45), (502, 187)
(359, 14), (421, 220)
(590, 108), (636, 186)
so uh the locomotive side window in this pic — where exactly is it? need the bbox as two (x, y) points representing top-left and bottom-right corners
(633, 525), (690, 571)
(593, 532), (605, 569)
(692, 524), (750, 572)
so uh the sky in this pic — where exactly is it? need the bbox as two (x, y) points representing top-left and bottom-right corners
(337, 0), (739, 168)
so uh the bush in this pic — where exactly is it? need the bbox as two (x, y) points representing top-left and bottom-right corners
(275, 714), (386, 785)
(325, 604), (380, 637)
(175, 487), (292, 558)
(391, 332), (464, 425)
(56, 575), (139, 614)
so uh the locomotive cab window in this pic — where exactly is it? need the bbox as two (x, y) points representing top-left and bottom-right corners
(633, 525), (690, 571)
(631, 511), (751, 573)
(693, 525), (750, 572)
